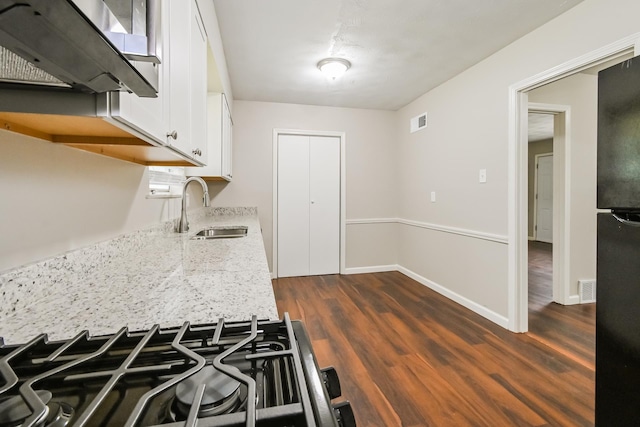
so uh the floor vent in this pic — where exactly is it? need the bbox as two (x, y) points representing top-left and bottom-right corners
(579, 279), (596, 303)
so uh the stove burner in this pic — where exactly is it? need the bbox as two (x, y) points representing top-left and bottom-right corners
(173, 365), (243, 418)
(0, 390), (73, 427)
(45, 401), (74, 427)
(0, 390), (52, 426)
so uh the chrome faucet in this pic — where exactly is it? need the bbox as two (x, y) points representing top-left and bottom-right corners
(177, 177), (210, 233)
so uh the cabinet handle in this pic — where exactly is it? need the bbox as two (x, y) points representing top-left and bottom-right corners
(192, 148), (202, 156)
(166, 130), (178, 140)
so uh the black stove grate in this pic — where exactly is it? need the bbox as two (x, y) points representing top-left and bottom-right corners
(0, 314), (340, 427)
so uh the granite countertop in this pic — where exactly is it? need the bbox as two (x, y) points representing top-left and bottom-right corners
(0, 207), (278, 345)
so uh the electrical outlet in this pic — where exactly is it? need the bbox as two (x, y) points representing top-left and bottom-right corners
(479, 169), (487, 183)
(430, 191), (436, 202)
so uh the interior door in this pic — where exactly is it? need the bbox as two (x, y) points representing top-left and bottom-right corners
(277, 135), (310, 277)
(535, 154), (553, 243)
(309, 136), (340, 275)
(277, 134), (340, 278)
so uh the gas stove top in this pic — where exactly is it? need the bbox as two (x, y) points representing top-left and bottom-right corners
(0, 314), (355, 426)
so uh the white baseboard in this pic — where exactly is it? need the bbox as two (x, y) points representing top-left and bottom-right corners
(564, 295), (581, 305)
(528, 235), (535, 241)
(344, 265), (398, 275)
(277, 263), (510, 329)
(396, 265), (510, 329)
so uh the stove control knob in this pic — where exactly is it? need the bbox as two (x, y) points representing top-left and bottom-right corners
(333, 401), (356, 427)
(320, 366), (341, 399)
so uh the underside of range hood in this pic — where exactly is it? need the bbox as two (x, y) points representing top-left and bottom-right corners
(0, 47), (69, 88)
(0, 87), (196, 167)
(0, 0), (157, 97)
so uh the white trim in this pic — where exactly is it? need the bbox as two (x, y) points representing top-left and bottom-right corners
(344, 265), (398, 275)
(508, 33), (640, 333)
(528, 105), (572, 314)
(397, 265), (510, 329)
(346, 218), (398, 225)
(528, 236), (535, 241)
(566, 295), (580, 306)
(346, 217), (508, 244)
(398, 219), (508, 244)
(272, 129), (347, 279)
(342, 263), (508, 327)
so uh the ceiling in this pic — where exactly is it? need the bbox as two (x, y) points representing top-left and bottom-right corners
(213, 0), (584, 111)
(528, 113), (554, 142)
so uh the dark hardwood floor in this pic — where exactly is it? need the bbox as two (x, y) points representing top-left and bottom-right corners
(527, 241), (596, 371)
(273, 272), (594, 427)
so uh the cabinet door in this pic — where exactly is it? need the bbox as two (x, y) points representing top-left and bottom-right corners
(105, 0), (167, 145)
(186, 92), (232, 179)
(190, 8), (207, 162)
(221, 94), (233, 180)
(108, 64), (165, 144)
(166, 0), (192, 156)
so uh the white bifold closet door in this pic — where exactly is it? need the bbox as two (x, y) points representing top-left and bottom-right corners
(277, 134), (340, 278)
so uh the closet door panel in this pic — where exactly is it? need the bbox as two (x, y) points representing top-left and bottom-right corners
(309, 136), (340, 275)
(277, 135), (311, 277)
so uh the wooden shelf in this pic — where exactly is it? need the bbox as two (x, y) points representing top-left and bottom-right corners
(0, 112), (196, 166)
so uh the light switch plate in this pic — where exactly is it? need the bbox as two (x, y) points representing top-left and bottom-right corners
(479, 169), (487, 183)
(430, 191), (436, 202)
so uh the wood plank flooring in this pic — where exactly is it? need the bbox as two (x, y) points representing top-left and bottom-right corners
(527, 241), (596, 371)
(273, 272), (594, 427)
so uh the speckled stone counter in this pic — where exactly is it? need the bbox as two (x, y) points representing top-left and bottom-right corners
(0, 207), (278, 344)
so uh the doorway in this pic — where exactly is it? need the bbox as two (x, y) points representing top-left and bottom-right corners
(508, 35), (639, 333)
(272, 129), (346, 279)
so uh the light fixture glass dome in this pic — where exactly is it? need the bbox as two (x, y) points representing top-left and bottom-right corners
(317, 58), (351, 79)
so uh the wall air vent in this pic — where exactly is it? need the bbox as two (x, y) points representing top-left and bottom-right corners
(579, 279), (596, 303)
(410, 112), (428, 133)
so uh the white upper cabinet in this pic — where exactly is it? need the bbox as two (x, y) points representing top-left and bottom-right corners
(165, 0), (207, 162)
(190, 7), (208, 163)
(101, 0), (207, 166)
(221, 94), (232, 180)
(101, 0), (170, 147)
(186, 92), (233, 181)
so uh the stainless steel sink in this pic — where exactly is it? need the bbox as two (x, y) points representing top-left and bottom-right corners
(191, 226), (248, 240)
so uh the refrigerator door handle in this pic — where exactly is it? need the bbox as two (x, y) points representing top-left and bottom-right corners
(612, 213), (640, 226)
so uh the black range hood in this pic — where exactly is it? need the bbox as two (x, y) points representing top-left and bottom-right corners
(0, 0), (158, 97)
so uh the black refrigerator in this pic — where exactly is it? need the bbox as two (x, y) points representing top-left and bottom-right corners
(596, 55), (640, 425)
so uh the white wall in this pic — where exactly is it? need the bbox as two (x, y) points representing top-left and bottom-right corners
(205, 100), (399, 272)
(394, 0), (640, 321)
(528, 73), (598, 298)
(0, 131), (190, 272)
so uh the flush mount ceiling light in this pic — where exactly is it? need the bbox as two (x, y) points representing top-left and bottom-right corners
(317, 58), (351, 79)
